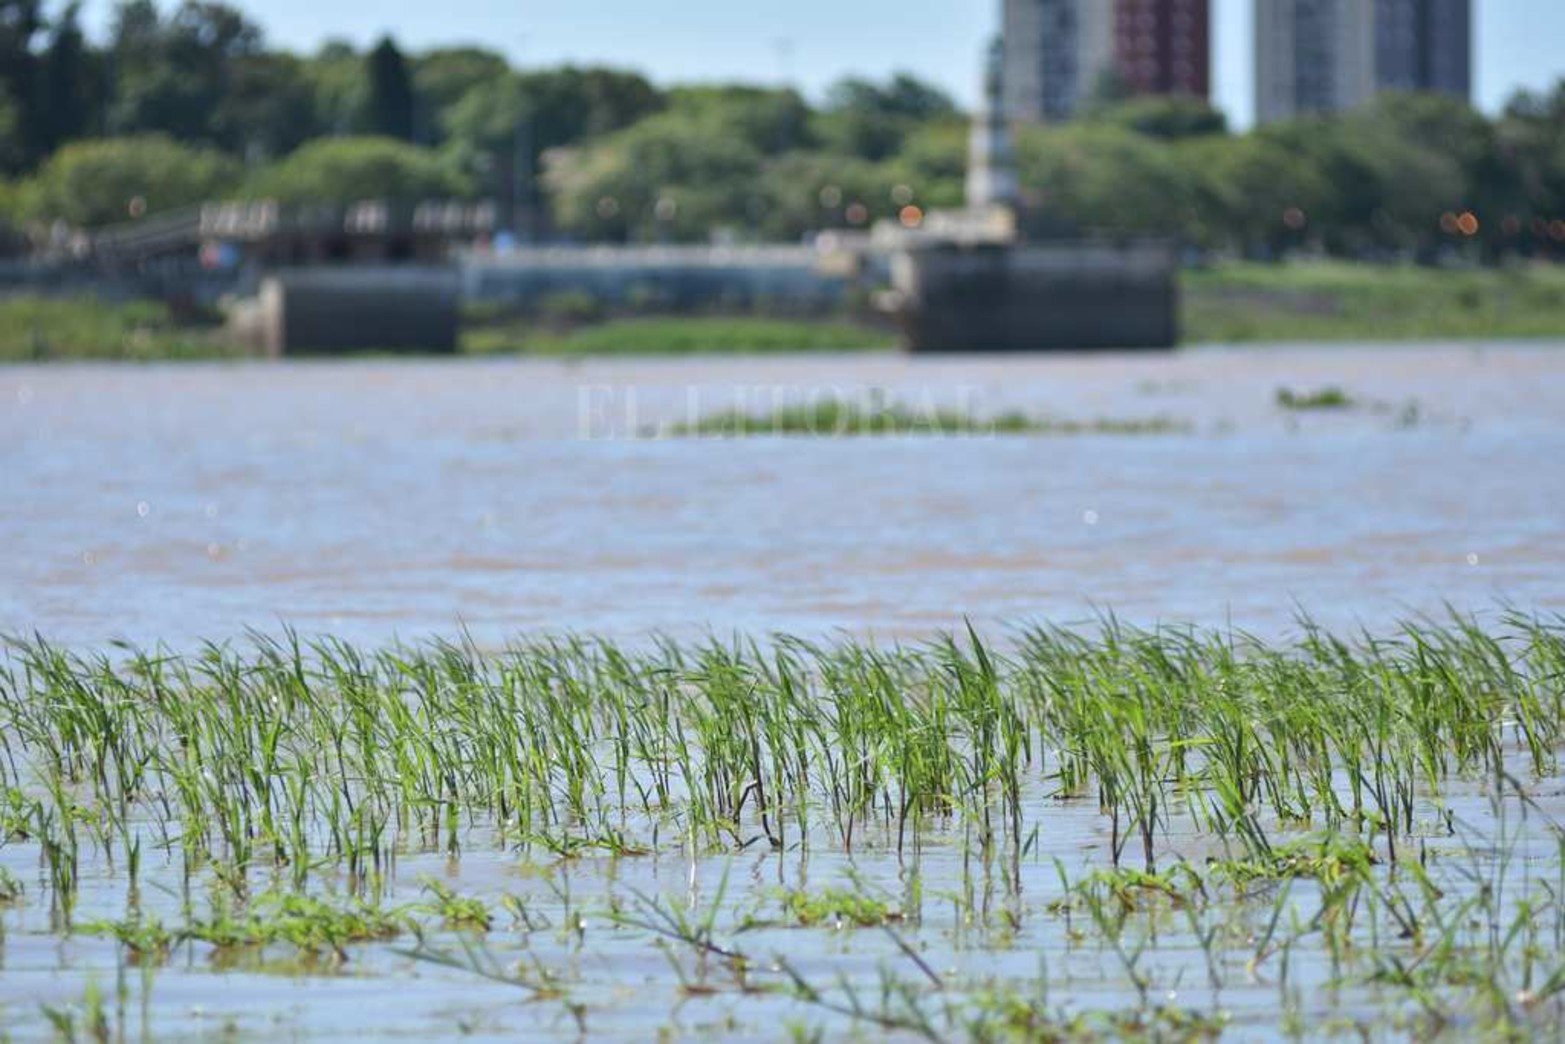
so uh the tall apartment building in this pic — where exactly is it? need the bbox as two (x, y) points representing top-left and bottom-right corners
(1256, 0), (1375, 124)
(1114, 0), (1212, 99)
(1002, 0), (1114, 122)
(1003, 0), (1211, 123)
(1256, 0), (1472, 124)
(1375, 0), (1472, 98)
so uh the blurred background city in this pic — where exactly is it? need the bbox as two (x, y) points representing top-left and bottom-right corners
(0, 0), (1564, 355)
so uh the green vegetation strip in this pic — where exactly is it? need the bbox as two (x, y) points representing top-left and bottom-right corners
(0, 296), (229, 362)
(463, 315), (897, 356)
(6, 262), (1565, 362)
(663, 397), (1188, 436)
(1184, 262), (1565, 343)
(1275, 385), (1355, 411)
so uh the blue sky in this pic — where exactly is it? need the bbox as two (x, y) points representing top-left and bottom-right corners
(82, 0), (1565, 125)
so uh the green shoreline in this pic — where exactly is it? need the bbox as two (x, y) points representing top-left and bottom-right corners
(3, 261), (1565, 361)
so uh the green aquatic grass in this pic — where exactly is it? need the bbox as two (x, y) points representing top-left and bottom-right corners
(779, 887), (904, 928)
(417, 878), (492, 931)
(463, 315), (897, 356)
(0, 866), (21, 905)
(1, 613), (1560, 884)
(663, 397), (1190, 437)
(2, 613), (1565, 1037)
(83, 890), (413, 966)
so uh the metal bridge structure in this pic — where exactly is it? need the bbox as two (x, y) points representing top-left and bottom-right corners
(87, 199), (499, 268)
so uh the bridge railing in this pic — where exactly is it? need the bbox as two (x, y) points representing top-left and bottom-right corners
(87, 199), (501, 264)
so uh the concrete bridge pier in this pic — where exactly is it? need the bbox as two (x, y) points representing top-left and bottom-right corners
(228, 266), (461, 356)
(889, 241), (1179, 353)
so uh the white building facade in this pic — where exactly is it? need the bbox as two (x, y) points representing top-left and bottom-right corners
(1256, 0), (1472, 124)
(1255, 0), (1376, 124)
(1002, 0), (1115, 122)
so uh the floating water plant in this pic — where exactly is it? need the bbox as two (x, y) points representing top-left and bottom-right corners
(780, 887), (904, 928)
(1276, 385), (1355, 410)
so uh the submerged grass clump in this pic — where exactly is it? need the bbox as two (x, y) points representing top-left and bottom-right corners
(2, 611), (1565, 1037)
(1276, 385), (1356, 411)
(663, 397), (1189, 437)
(779, 886), (903, 928)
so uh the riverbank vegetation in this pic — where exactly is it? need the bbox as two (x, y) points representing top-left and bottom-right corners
(0, 294), (228, 361)
(1, 613), (1563, 1037)
(1185, 261), (1565, 343)
(461, 314), (896, 356)
(7, 261), (1565, 362)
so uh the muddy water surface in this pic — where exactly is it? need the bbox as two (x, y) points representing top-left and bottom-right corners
(3, 343), (1563, 647)
(4, 344), (1565, 1041)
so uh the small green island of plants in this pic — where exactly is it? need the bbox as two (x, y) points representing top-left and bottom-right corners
(661, 396), (1190, 437)
(1276, 385), (1356, 411)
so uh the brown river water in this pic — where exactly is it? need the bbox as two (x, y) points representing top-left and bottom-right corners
(4, 343), (1563, 648)
(2, 342), (1565, 1040)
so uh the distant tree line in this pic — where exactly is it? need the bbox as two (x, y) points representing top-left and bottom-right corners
(3, 0), (1565, 261)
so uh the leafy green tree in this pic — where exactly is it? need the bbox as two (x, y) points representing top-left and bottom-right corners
(304, 40), (368, 136)
(0, 174), (26, 254)
(753, 151), (917, 240)
(1083, 67), (1136, 113)
(663, 85), (813, 155)
(442, 66), (663, 159)
(0, 85), (24, 174)
(816, 74), (955, 161)
(37, 3), (99, 152)
(0, 0), (44, 171)
(107, 0), (264, 142)
(887, 120), (967, 209)
(1259, 115), (1463, 255)
(413, 47), (508, 144)
(247, 136), (467, 204)
(1092, 96), (1228, 141)
(366, 36), (414, 142)
(21, 134), (240, 225)
(1367, 92), (1522, 254)
(545, 112), (763, 241)
(0, 172), (19, 223)
(1177, 134), (1329, 254)
(442, 66), (663, 230)
(1014, 124), (1198, 238)
(1371, 92), (1492, 178)
(895, 120), (967, 183)
(1492, 85), (1565, 253)
(532, 81), (796, 239)
(222, 53), (318, 160)
(1355, 130), (1465, 253)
